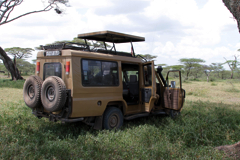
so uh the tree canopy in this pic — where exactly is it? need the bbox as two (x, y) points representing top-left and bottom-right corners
(5, 47), (34, 59)
(203, 64), (214, 82)
(179, 58), (205, 80)
(223, 55), (239, 79)
(139, 54), (157, 61)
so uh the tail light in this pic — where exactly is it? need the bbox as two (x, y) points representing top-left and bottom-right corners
(36, 62), (40, 74)
(66, 61), (70, 75)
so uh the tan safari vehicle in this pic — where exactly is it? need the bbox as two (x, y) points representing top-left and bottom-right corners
(23, 31), (185, 130)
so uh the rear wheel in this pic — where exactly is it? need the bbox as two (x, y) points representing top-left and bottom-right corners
(23, 76), (42, 109)
(41, 76), (66, 112)
(103, 107), (123, 130)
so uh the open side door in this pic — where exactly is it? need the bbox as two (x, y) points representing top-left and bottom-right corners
(141, 61), (157, 112)
(163, 70), (185, 111)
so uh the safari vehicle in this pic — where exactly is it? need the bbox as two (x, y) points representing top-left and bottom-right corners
(23, 31), (185, 130)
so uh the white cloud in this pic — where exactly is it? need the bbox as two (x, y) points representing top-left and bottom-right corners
(0, 0), (240, 68)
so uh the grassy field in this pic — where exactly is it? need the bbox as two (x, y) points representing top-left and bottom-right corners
(0, 78), (240, 159)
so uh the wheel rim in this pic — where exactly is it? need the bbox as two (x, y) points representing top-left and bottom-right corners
(28, 85), (35, 99)
(46, 86), (55, 102)
(109, 114), (119, 128)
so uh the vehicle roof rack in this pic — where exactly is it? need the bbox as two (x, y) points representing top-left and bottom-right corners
(136, 54), (147, 62)
(41, 42), (89, 51)
(77, 30), (145, 43)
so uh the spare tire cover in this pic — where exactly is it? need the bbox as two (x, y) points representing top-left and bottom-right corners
(41, 76), (66, 112)
(23, 76), (43, 109)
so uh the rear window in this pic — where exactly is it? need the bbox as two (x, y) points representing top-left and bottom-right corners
(44, 63), (62, 80)
(81, 59), (119, 86)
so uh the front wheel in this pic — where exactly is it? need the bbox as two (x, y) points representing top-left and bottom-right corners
(170, 110), (181, 119)
(103, 107), (123, 130)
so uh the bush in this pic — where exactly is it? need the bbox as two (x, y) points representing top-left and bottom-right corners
(210, 77), (216, 82)
(211, 82), (217, 86)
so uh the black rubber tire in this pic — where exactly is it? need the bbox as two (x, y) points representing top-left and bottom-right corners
(170, 110), (181, 119)
(23, 76), (43, 109)
(41, 76), (66, 112)
(103, 107), (123, 130)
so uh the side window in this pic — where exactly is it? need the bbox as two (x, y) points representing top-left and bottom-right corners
(143, 64), (152, 86)
(82, 59), (119, 86)
(44, 63), (62, 80)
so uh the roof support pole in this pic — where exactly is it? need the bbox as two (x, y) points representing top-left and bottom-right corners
(111, 36), (116, 54)
(84, 39), (90, 51)
(103, 41), (107, 50)
(131, 40), (135, 57)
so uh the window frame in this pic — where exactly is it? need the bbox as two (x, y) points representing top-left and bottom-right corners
(143, 64), (152, 86)
(81, 58), (119, 87)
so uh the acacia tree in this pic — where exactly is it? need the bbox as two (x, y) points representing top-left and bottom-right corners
(168, 65), (184, 78)
(191, 64), (203, 79)
(223, 55), (239, 79)
(5, 47), (34, 59)
(0, 0), (68, 26)
(0, 0), (69, 80)
(139, 54), (157, 61)
(211, 63), (224, 78)
(179, 58), (205, 80)
(16, 59), (35, 75)
(203, 64), (214, 82)
(0, 47), (23, 80)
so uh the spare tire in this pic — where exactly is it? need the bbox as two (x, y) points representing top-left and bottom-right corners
(41, 76), (66, 112)
(23, 76), (43, 109)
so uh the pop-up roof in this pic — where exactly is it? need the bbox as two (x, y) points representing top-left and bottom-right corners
(77, 30), (145, 43)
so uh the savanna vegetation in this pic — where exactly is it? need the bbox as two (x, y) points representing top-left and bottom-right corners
(1, 0), (240, 158)
(0, 74), (240, 159)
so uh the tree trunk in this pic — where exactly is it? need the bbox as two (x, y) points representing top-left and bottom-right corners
(231, 69), (233, 79)
(186, 72), (189, 80)
(223, 0), (240, 33)
(0, 47), (23, 80)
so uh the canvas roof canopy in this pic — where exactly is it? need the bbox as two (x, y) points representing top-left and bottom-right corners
(77, 30), (145, 43)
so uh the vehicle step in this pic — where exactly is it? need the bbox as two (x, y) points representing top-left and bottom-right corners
(124, 113), (149, 120)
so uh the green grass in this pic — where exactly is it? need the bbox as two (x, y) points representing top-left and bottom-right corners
(225, 88), (240, 93)
(1, 80), (240, 159)
(211, 82), (217, 86)
(1, 100), (239, 159)
(0, 79), (25, 89)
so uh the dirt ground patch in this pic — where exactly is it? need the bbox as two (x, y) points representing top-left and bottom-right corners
(215, 141), (240, 159)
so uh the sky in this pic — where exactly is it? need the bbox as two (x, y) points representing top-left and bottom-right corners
(0, 0), (240, 68)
